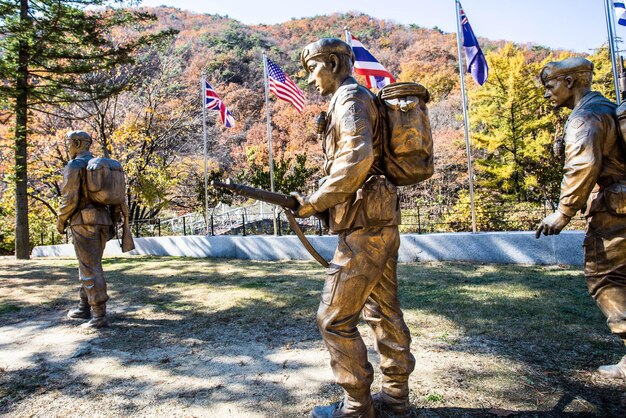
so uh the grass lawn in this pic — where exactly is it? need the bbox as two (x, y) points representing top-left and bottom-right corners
(0, 256), (624, 417)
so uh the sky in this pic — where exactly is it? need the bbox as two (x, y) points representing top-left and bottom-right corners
(137, 0), (614, 53)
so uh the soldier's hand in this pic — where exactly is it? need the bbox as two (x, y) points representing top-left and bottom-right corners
(56, 221), (65, 235)
(290, 193), (316, 218)
(535, 211), (571, 239)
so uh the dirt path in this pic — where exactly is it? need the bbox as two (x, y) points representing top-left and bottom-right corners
(0, 258), (340, 417)
(0, 311), (337, 417)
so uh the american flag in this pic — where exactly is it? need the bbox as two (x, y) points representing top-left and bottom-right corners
(204, 81), (235, 128)
(266, 57), (305, 112)
(350, 34), (395, 89)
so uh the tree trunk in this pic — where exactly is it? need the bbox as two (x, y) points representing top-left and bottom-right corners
(14, 0), (30, 259)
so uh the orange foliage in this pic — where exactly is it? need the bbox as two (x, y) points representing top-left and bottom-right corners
(1, 5), (579, 226)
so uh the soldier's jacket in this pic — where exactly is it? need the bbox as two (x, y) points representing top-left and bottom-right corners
(559, 91), (626, 218)
(58, 150), (113, 228)
(309, 77), (400, 233)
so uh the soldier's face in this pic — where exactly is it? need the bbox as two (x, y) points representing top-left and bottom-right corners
(544, 77), (574, 109)
(306, 57), (337, 96)
(66, 138), (82, 159)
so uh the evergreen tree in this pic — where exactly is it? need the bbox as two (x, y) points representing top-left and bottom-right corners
(469, 43), (562, 204)
(0, 0), (175, 258)
(238, 151), (317, 195)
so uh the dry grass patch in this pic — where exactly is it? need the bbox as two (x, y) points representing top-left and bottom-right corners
(0, 256), (624, 417)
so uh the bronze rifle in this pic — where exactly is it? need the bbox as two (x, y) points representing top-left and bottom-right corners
(210, 180), (329, 267)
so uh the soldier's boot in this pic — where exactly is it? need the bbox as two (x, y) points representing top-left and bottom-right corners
(372, 379), (412, 418)
(67, 298), (91, 320)
(597, 354), (626, 379)
(372, 392), (412, 418)
(310, 390), (375, 418)
(81, 304), (109, 329)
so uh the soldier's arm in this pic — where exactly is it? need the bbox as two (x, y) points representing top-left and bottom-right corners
(56, 162), (82, 233)
(308, 94), (374, 212)
(535, 113), (605, 239)
(557, 114), (604, 217)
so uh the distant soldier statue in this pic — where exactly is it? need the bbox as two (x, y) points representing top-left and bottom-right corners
(295, 38), (416, 418)
(536, 57), (626, 378)
(57, 130), (134, 329)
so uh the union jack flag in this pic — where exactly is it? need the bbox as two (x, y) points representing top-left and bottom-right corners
(266, 57), (305, 112)
(204, 81), (235, 128)
(350, 34), (395, 89)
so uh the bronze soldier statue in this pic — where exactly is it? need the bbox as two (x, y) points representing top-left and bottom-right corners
(57, 130), (132, 328)
(536, 57), (626, 378)
(294, 38), (415, 418)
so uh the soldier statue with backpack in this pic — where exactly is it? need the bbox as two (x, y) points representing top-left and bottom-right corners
(57, 130), (134, 329)
(294, 38), (433, 418)
(536, 57), (626, 379)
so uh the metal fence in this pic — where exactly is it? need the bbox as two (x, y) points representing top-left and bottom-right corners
(129, 202), (324, 238)
(397, 202), (586, 234)
(124, 200), (585, 238)
(36, 199), (587, 247)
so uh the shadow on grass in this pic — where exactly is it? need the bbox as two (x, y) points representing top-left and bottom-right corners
(0, 257), (624, 416)
(406, 407), (612, 417)
(0, 257), (325, 416)
(397, 262), (625, 417)
(0, 304), (320, 416)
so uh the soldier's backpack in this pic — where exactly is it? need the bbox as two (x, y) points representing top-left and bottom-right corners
(615, 101), (626, 153)
(609, 101), (626, 215)
(377, 82), (434, 186)
(85, 157), (126, 206)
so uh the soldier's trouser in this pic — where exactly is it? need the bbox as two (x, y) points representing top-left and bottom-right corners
(584, 211), (626, 339)
(317, 226), (415, 408)
(71, 225), (109, 307)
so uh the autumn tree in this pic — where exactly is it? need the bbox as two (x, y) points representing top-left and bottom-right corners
(230, 98), (324, 197)
(469, 43), (562, 204)
(588, 44), (617, 101)
(1, 7), (605, 247)
(0, 0), (175, 258)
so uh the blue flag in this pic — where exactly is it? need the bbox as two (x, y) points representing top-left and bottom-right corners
(615, 2), (626, 26)
(458, 1), (488, 85)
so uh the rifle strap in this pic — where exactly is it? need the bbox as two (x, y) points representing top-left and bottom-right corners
(284, 210), (330, 268)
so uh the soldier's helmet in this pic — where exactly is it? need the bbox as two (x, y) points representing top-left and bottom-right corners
(301, 38), (355, 71)
(66, 130), (92, 144)
(540, 57), (593, 86)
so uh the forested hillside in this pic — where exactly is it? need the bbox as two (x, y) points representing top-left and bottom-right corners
(0, 6), (614, 254)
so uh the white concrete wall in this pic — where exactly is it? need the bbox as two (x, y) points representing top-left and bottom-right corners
(32, 231), (584, 266)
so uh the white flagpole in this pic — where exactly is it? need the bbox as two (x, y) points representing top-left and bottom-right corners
(345, 27), (355, 80)
(201, 75), (209, 233)
(263, 52), (278, 235)
(454, 0), (477, 233)
(605, 0), (622, 104)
